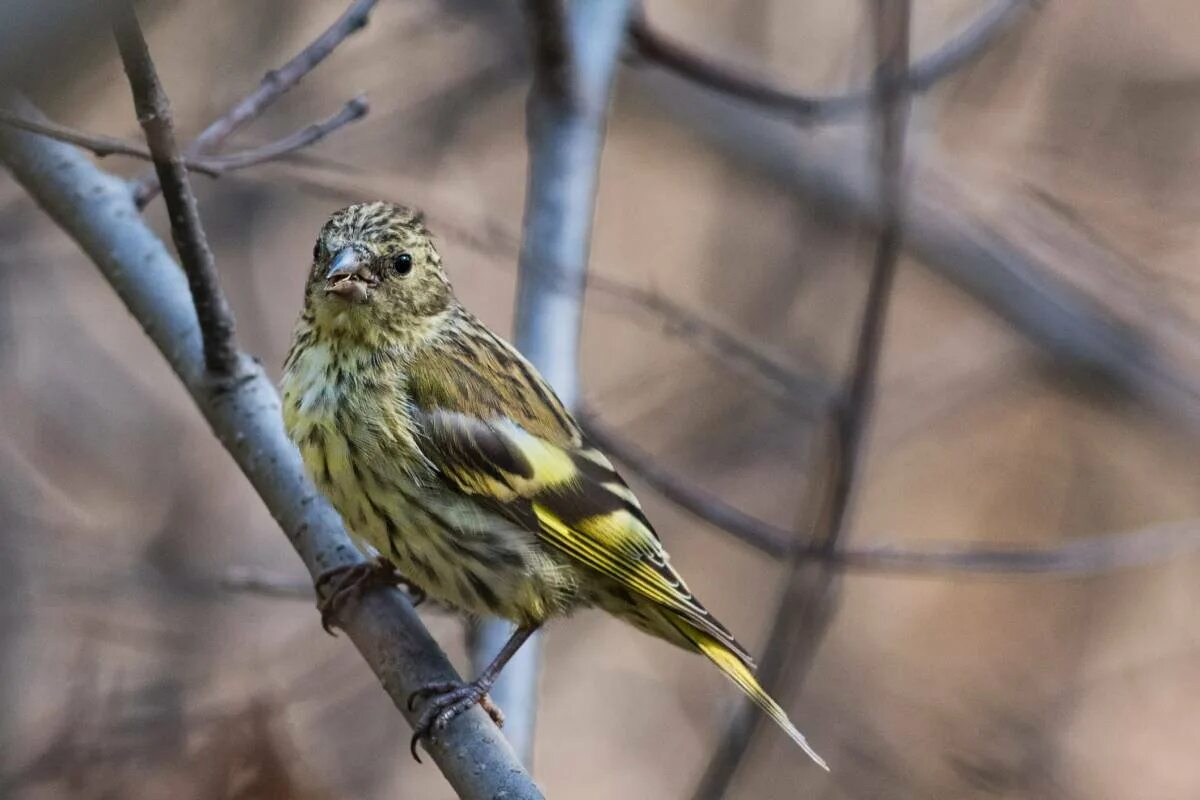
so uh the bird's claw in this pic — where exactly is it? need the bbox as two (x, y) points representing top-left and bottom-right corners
(407, 680), (504, 762)
(315, 558), (415, 635)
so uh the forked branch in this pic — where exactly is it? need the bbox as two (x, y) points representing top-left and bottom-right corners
(111, 3), (239, 376)
(132, 0), (380, 205)
(630, 0), (1035, 124)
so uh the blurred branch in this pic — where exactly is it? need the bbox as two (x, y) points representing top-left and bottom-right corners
(583, 408), (1200, 575)
(201, 95), (369, 172)
(467, 0), (635, 767)
(0, 100), (368, 181)
(694, 4), (913, 793)
(588, 275), (836, 417)
(835, 519), (1200, 574)
(634, 44), (1200, 434)
(132, 0), (379, 205)
(219, 567), (315, 600)
(219, 565), (449, 612)
(580, 409), (798, 557)
(629, 0), (1034, 123)
(0, 110), (219, 175)
(111, 3), (239, 376)
(0, 97), (543, 800)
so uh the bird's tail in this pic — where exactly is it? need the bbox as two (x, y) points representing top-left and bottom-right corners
(675, 619), (829, 771)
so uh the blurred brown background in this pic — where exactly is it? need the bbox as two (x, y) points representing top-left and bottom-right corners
(2, 1), (1200, 798)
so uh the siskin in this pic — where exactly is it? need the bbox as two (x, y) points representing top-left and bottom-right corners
(281, 202), (826, 768)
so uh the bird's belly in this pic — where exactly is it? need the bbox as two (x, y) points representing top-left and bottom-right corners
(306, 428), (575, 623)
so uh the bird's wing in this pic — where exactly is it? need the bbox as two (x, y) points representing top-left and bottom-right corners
(406, 333), (752, 665)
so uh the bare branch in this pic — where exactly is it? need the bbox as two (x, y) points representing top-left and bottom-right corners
(203, 95), (369, 172)
(587, 275), (836, 417)
(0, 110), (220, 175)
(694, 5), (913, 793)
(630, 0), (1034, 123)
(825, 0), (912, 542)
(579, 409), (797, 557)
(0, 100), (543, 800)
(836, 520), (1200, 575)
(467, 0), (636, 765)
(111, 4), (239, 376)
(220, 567), (314, 600)
(523, 0), (572, 101)
(634, 51), (1200, 434)
(0, 99), (368, 183)
(132, 0), (379, 205)
(585, 406), (1200, 576)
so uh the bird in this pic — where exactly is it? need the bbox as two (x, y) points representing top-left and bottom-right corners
(280, 201), (827, 769)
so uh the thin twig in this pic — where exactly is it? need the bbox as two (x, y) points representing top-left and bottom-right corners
(0, 97), (543, 800)
(111, 3), (239, 376)
(825, 0), (911, 544)
(693, 5), (913, 795)
(586, 406), (1200, 575)
(220, 567), (314, 599)
(580, 409), (797, 557)
(588, 275), (836, 417)
(630, 0), (1033, 124)
(203, 95), (369, 172)
(132, 0), (379, 205)
(0, 101), (368, 181)
(0, 110), (220, 175)
(834, 519), (1200, 575)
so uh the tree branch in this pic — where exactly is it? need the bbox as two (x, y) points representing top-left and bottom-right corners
(694, 4), (913, 793)
(579, 409), (798, 557)
(132, 0), (379, 206)
(834, 519), (1200, 575)
(202, 95), (369, 172)
(111, 4), (239, 376)
(0, 100), (543, 800)
(633, 47), (1200, 435)
(0, 110), (219, 175)
(0, 100), (368, 181)
(583, 406), (1200, 575)
(467, 0), (635, 766)
(629, 0), (1034, 123)
(587, 274), (836, 417)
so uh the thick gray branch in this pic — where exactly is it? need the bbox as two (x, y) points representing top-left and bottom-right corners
(468, 0), (635, 766)
(0, 109), (542, 800)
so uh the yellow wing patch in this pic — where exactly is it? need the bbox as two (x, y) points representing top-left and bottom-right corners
(413, 407), (754, 665)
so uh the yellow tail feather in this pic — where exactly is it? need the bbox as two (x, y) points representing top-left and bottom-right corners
(678, 621), (829, 771)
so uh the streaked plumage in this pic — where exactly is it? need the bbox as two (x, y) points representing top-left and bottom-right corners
(281, 202), (826, 768)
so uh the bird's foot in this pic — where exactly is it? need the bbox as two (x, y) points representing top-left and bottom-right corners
(406, 679), (505, 762)
(315, 558), (424, 635)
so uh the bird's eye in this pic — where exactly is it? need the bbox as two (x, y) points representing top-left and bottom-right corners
(393, 252), (414, 276)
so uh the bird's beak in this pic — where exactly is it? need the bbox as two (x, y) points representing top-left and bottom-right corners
(324, 247), (376, 303)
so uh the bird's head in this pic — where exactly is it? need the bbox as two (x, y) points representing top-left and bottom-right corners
(305, 202), (454, 336)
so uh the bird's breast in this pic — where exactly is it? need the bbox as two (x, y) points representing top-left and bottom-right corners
(281, 338), (577, 623)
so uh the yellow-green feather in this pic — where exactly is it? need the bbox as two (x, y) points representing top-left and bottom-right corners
(673, 620), (829, 771)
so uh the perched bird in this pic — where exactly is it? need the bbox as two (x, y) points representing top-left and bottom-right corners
(281, 201), (826, 768)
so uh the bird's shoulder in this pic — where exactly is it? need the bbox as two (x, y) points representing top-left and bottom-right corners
(405, 307), (581, 448)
